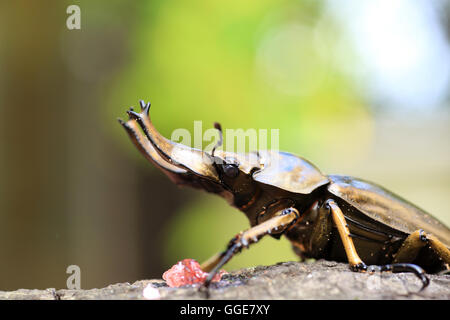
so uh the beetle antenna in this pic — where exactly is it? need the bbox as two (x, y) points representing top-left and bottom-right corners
(212, 122), (223, 158)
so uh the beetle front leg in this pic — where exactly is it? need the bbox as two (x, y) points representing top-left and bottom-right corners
(201, 207), (300, 288)
(325, 199), (430, 290)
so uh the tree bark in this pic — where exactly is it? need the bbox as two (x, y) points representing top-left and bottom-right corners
(1, 260), (449, 300)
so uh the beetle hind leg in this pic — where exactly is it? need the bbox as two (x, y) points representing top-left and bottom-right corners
(393, 229), (450, 266)
(365, 263), (429, 290)
(325, 199), (430, 291)
(350, 262), (429, 291)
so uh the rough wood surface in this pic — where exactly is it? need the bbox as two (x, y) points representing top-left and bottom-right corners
(1, 260), (449, 300)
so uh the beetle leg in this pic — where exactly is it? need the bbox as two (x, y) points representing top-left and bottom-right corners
(200, 207), (300, 288)
(365, 263), (429, 290)
(290, 201), (333, 259)
(200, 252), (223, 273)
(307, 201), (333, 257)
(325, 200), (365, 268)
(393, 229), (450, 265)
(325, 200), (430, 290)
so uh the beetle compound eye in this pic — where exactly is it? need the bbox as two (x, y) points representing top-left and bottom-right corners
(223, 164), (239, 178)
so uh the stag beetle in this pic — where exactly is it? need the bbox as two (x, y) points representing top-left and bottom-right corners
(119, 100), (450, 291)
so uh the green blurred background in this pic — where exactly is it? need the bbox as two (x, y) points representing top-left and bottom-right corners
(0, 0), (449, 290)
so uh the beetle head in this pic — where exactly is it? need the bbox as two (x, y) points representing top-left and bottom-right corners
(119, 101), (329, 217)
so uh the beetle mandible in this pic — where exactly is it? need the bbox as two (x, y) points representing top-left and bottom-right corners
(119, 100), (450, 290)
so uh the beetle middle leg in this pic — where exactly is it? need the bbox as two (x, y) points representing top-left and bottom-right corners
(200, 207), (300, 288)
(325, 200), (365, 268)
(325, 199), (430, 290)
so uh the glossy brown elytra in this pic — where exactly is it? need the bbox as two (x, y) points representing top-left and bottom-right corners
(119, 100), (450, 291)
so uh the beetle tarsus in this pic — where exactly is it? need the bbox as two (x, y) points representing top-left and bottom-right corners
(198, 283), (211, 299)
(203, 243), (239, 289)
(199, 208), (300, 288)
(351, 262), (367, 272)
(361, 263), (429, 291)
(382, 263), (429, 291)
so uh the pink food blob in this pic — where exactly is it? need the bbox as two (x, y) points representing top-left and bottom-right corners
(162, 259), (226, 287)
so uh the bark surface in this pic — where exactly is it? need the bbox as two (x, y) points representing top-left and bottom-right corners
(1, 260), (449, 300)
